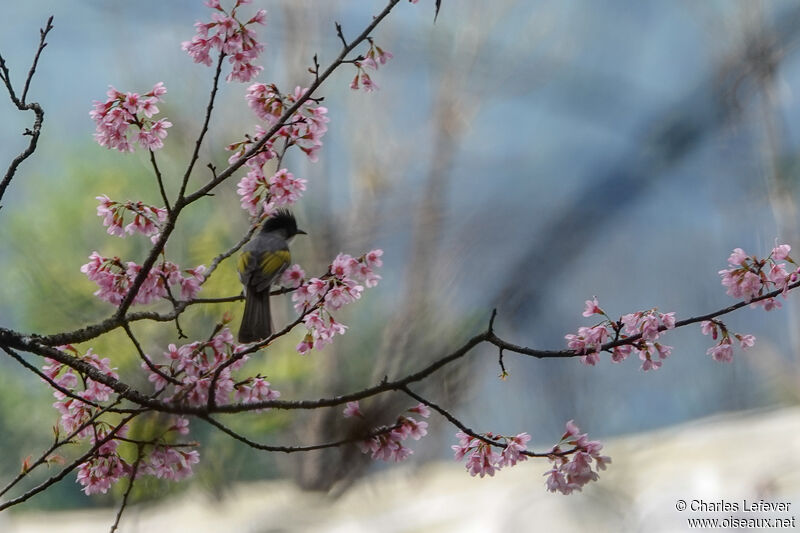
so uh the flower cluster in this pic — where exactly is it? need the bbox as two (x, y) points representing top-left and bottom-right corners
(45, 358), (124, 495)
(452, 431), (532, 478)
(347, 402), (430, 462)
(44, 347), (119, 438)
(90, 83), (171, 152)
(718, 244), (797, 310)
(289, 250), (383, 354)
(350, 39), (392, 92)
(41, 347), (189, 496)
(96, 195), (167, 243)
(76, 417), (198, 494)
(241, 84), (330, 162)
(75, 428), (129, 495)
(567, 298), (676, 371)
(142, 446), (201, 481)
(544, 420), (610, 495)
(141, 327), (278, 408)
(182, 0), (266, 83)
(236, 167), (307, 217)
(81, 252), (206, 305)
(700, 320), (755, 363)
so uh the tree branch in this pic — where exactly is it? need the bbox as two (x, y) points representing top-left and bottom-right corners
(201, 415), (402, 453)
(0, 409), (138, 510)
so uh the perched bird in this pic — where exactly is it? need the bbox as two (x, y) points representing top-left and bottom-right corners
(237, 210), (306, 343)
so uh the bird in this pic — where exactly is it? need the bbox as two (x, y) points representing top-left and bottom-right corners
(237, 210), (306, 343)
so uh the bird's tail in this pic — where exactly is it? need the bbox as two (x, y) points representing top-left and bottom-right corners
(238, 289), (272, 343)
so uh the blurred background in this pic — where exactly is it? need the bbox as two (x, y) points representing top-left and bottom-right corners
(1, 0), (800, 530)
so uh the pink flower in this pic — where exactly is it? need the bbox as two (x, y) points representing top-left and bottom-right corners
(280, 264), (305, 288)
(500, 432), (530, 467)
(408, 403), (430, 418)
(700, 320), (717, 338)
(179, 265), (206, 300)
(76, 453), (127, 495)
(296, 334), (313, 355)
(268, 169), (307, 206)
(184, 3), (265, 83)
(640, 357), (662, 371)
(611, 344), (632, 363)
(171, 417), (191, 435)
(242, 84), (329, 162)
(144, 447), (200, 481)
(737, 334), (756, 349)
(580, 352), (600, 366)
(565, 325), (608, 356)
(250, 377), (279, 402)
(90, 84), (170, 153)
(546, 420), (610, 494)
(360, 72), (378, 92)
(772, 244), (791, 260)
(755, 297), (782, 311)
(659, 312), (676, 329)
(728, 248), (748, 266)
(707, 341), (733, 363)
(582, 297), (602, 317)
(462, 441), (502, 478)
(343, 401), (363, 418)
(365, 249), (383, 268)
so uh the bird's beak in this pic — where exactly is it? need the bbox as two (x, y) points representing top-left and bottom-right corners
(296, 229), (308, 235)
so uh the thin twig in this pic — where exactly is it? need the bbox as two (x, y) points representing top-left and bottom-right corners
(400, 386), (563, 458)
(148, 149), (172, 213)
(21, 16), (54, 105)
(202, 415), (401, 453)
(122, 323), (182, 386)
(109, 444), (143, 533)
(202, 222), (261, 281)
(177, 52), (226, 201)
(1, 346), (106, 410)
(0, 16), (52, 208)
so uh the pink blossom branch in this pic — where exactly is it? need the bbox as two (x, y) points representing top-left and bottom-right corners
(182, 0), (402, 205)
(0, 414), (138, 511)
(5, 275), (800, 418)
(5, 1), (403, 347)
(205, 303), (320, 409)
(0, 397), (128, 499)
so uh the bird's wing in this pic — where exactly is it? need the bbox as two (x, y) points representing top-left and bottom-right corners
(238, 248), (291, 293)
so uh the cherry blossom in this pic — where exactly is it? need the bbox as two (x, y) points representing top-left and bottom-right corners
(90, 83), (171, 152)
(545, 420), (610, 495)
(81, 252), (205, 306)
(357, 407), (429, 462)
(289, 251), (383, 354)
(96, 195), (168, 243)
(700, 320), (755, 363)
(452, 431), (532, 478)
(718, 244), (798, 308)
(349, 39), (392, 93)
(343, 401), (363, 418)
(243, 84), (330, 162)
(182, 1), (266, 82)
